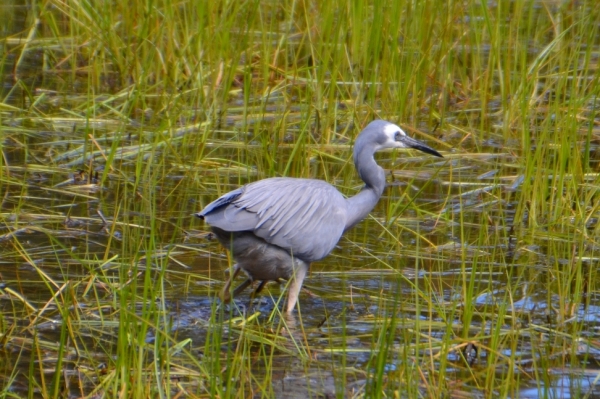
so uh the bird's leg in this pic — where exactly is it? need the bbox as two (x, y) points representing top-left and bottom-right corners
(285, 262), (309, 313)
(245, 280), (268, 312)
(221, 264), (242, 303)
(252, 280), (268, 296)
(232, 278), (253, 297)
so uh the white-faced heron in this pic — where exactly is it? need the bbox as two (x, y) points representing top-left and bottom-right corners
(196, 120), (443, 312)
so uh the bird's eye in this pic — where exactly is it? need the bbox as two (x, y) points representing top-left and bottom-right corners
(395, 131), (402, 141)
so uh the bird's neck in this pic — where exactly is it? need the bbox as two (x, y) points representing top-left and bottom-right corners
(344, 151), (386, 231)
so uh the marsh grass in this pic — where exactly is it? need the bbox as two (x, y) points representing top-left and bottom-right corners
(1, 0), (600, 397)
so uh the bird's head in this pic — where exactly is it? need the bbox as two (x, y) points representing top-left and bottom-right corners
(357, 120), (443, 158)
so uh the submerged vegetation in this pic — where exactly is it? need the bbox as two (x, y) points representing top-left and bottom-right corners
(1, 0), (600, 397)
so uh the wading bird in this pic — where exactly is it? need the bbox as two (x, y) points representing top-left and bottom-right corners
(196, 120), (443, 313)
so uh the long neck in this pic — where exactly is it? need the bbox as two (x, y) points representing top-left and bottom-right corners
(344, 144), (387, 231)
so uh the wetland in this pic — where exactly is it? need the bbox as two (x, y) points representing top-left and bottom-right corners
(1, 0), (600, 397)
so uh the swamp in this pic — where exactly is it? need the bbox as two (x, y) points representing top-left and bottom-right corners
(1, 0), (600, 397)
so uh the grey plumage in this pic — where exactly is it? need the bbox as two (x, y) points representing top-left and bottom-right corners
(196, 120), (443, 312)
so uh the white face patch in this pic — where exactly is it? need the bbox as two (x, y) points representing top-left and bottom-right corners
(383, 123), (402, 139)
(383, 123), (405, 139)
(380, 123), (408, 148)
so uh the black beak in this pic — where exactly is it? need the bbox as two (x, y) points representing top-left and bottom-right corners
(399, 136), (443, 158)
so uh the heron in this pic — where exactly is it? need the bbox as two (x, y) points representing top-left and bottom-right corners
(196, 120), (443, 313)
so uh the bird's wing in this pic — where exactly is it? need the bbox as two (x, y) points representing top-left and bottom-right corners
(197, 188), (243, 217)
(199, 178), (347, 261)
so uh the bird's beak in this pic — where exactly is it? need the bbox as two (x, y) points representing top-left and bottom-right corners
(399, 136), (443, 158)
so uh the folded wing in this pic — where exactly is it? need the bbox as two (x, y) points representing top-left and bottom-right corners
(198, 178), (348, 261)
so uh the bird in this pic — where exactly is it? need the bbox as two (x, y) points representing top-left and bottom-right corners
(196, 120), (443, 313)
